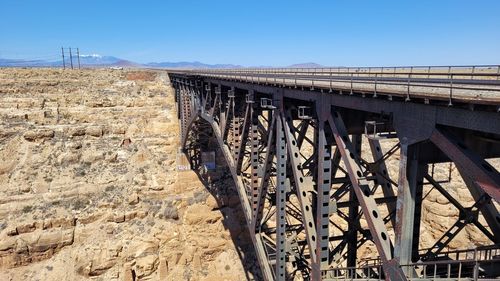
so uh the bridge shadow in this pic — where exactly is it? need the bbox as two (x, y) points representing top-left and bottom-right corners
(186, 143), (262, 280)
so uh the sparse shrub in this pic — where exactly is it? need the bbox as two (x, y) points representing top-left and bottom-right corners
(72, 198), (90, 211)
(183, 268), (192, 280)
(146, 200), (162, 215)
(74, 162), (91, 177)
(22, 205), (33, 213)
(163, 201), (179, 220)
(188, 190), (209, 205)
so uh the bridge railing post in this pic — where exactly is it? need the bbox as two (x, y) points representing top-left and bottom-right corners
(350, 73), (353, 95)
(448, 73), (454, 106)
(406, 72), (411, 101)
(329, 69), (333, 92)
(294, 69), (297, 88)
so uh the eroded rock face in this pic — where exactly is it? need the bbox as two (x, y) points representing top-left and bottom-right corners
(0, 69), (253, 280)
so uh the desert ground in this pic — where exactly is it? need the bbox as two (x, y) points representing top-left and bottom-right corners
(0, 68), (258, 281)
(0, 68), (496, 281)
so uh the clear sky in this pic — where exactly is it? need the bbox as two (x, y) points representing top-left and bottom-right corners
(1, 0), (499, 66)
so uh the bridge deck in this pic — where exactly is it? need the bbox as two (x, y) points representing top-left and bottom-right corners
(169, 65), (500, 105)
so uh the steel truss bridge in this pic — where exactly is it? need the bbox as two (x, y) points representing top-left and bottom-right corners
(169, 66), (500, 281)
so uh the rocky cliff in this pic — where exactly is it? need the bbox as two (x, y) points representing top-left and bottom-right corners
(0, 68), (256, 280)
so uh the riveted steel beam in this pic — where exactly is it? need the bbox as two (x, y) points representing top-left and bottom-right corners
(283, 109), (318, 265)
(458, 168), (500, 243)
(249, 92), (262, 217)
(430, 128), (500, 202)
(276, 115), (287, 281)
(312, 100), (334, 280)
(422, 192), (493, 260)
(368, 139), (398, 229)
(253, 111), (276, 229)
(235, 102), (251, 172)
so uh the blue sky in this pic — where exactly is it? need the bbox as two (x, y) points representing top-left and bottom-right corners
(0, 0), (499, 66)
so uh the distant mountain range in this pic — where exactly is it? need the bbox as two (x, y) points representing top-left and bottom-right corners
(0, 55), (325, 69)
(288, 63), (325, 68)
(145, 61), (243, 69)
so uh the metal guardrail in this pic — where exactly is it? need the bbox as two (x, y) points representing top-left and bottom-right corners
(322, 245), (500, 280)
(169, 65), (500, 105)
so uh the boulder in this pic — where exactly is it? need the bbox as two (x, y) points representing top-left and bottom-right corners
(23, 129), (54, 141)
(205, 195), (219, 210)
(85, 126), (102, 137)
(127, 193), (140, 205)
(183, 204), (221, 225)
(68, 127), (86, 137)
(135, 254), (159, 278)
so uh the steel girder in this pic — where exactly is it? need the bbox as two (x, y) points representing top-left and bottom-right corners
(171, 75), (500, 281)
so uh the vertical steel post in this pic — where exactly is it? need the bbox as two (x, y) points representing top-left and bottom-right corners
(347, 135), (362, 268)
(232, 116), (241, 166)
(394, 142), (415, 272)
(276, 116), (287, 281)
(250, 92), (260, 216)
(394, 142), (425, 276)
(313, 115), (333, 279)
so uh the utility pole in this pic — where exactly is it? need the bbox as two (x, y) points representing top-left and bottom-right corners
(61, 47), (66, 69)
(77, 48), (81, 69)
(69, 47), (74, 69)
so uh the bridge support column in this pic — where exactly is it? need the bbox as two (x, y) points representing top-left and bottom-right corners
(252, 111), (276, 229)
(276, 115), (287, 280)
(312, 101), (334, 280)
(394, 141), (426, 276)
(250, 92), (260, 216)
(346, 135), (362, 269)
